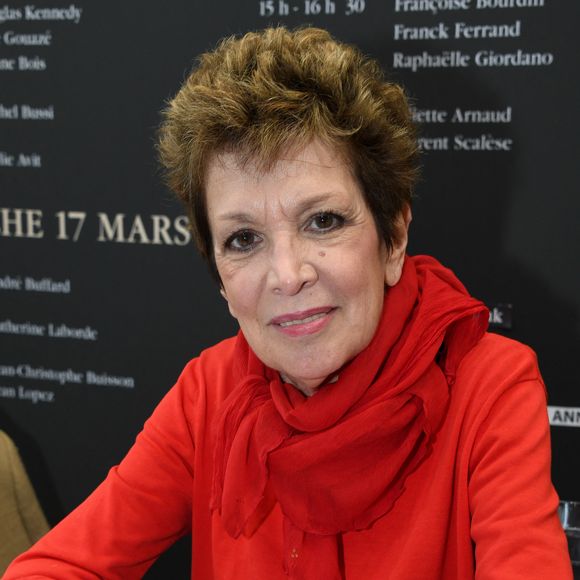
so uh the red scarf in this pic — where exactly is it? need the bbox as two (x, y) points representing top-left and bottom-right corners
(211, 255), (488, 579)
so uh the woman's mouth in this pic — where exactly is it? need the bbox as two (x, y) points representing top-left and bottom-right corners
(278, 312), (327, 327)
(270, 307), (335, 337)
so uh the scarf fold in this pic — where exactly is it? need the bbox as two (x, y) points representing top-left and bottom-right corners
(211, 255), (488, 579)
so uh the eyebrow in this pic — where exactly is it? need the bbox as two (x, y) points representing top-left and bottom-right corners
(215, 192), (343, 225)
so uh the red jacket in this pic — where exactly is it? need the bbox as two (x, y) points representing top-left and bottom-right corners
(5, 333), (572, 579)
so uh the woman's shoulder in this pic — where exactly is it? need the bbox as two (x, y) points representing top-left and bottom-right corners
(171, 335), (240, 410)
(186, 335), (239, 373)
(452, 332), (545, 413)
(458, 331), (542, 384)
(447, 333), (549, 458)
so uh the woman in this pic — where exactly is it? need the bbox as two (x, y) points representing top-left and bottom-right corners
(5, 27), (572, 579)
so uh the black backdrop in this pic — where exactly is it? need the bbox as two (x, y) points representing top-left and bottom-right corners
(1, 1), (579, 577)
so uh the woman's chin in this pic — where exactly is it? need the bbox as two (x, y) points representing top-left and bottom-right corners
(280, 370), (339, 397)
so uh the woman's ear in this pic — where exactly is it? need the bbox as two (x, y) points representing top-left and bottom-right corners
(384, 204), (412, 287)
(219, 286), (239, 319)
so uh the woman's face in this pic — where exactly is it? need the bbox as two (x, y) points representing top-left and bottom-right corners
(206, 141), (408, 396)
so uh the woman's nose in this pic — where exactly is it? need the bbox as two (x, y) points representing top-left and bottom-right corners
(267, 238), (318, 296)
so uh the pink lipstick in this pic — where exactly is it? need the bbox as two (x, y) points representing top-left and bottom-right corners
(270, 307), (335, 337)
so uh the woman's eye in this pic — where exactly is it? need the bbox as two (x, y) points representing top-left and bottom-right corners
(307, 212), (344, 232)
(225, 230), (261, 252)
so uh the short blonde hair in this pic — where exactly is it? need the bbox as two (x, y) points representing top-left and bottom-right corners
(158, 27), (419, 275)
